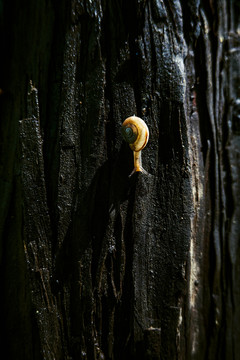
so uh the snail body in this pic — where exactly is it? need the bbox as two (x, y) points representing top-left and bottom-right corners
(121, 116), (149, 176)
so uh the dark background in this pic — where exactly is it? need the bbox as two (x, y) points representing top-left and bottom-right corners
(0, 0), (239, 359)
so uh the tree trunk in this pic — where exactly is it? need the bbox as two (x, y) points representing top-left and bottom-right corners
(0, 1), (239, 359)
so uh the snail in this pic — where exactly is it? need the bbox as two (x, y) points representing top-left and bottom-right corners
(121, 116), (149, 176)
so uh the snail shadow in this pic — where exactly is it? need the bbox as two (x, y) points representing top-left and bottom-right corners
(53, 143), (138, 286)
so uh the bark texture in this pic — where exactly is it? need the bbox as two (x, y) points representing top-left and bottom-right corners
(0, 0), (239, 359)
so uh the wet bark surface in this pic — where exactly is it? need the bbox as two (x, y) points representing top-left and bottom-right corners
(0, 1), (239, 359)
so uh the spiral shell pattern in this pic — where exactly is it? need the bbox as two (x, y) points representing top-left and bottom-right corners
(121, 116), (149, 152)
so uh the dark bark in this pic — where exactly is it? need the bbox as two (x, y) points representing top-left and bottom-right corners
(0, 0), (239, 359)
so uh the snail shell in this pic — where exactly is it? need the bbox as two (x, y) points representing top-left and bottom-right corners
(121, 116), (149, 152)
(121, 116), (149, 175)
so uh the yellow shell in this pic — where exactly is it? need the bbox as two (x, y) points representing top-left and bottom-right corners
(121, 116), (149, 152)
